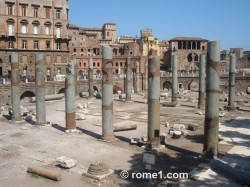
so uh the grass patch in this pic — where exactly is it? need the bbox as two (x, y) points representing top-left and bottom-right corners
(30, 173), (40, 179)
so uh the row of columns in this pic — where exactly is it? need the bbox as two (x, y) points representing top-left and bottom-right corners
(10, 41), (236, 158)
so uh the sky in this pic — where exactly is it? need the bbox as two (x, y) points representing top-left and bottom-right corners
(69, 0), (250, 51)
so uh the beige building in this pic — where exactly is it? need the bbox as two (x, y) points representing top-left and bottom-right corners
(165, 37), (208, 72)
(139, 29), (159, 57)
(157, 40), (169, 62)
(0, 0), (69, 78)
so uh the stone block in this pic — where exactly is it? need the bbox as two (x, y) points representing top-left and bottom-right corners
(56, 156), (77, 169)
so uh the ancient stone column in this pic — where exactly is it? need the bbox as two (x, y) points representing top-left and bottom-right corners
(198, 54), (206, 108)
(65, 60), (76, 130)
(88, 58), (94, 98)
(171, 54), (178, 106)
(35, 54), (46, 126)
(126, 57), (132, 101)
(148, 50), (160, 145)
(74, 59), (78, 96)
(102, 46), (115, 141)
(228, 54), (236, 110)
(144, 62), (148, 91)
(203, 41), (221, 159)
(136, 61), (140, 93)
(11, 53), (21, 121)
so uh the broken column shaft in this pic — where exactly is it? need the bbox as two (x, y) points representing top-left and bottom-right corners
(88, 58), (94, 98)
(171, 54), (178, 106)
(126, 57), (132, 101)
(203, 41), (221, 159)
(11, 53), (21, 121)
(102, 46), (115, 141)
(65, 60), (76, 130)
(35, 54), (46, 125)
(228, 54), (236, 110)
(148, 50), (160, 144)
(198, 54), (206, 108)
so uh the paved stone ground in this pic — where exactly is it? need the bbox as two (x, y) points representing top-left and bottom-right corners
(0, 92), (249, 187)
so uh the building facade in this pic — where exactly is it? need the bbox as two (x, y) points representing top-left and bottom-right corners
(68, 23), (150, 79)
(164, 37), (208, 73)
(0, 0), (69, 78)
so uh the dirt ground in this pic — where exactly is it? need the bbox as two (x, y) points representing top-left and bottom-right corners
(0, 92), (249, 187)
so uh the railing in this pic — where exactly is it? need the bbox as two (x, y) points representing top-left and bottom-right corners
(54, 35), (70, 39)
(0, 32), (16, 37)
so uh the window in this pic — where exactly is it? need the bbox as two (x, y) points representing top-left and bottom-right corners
(34, 25), (38, 34)
(21, 6), (26, 16)
(46, 41), (50, 49)
(22, 40), (27, 49)
(34, 7), (38, 17)
(73, 48), (76, 52)
(56, 27), (60, 38)
(56, 9), (60, 19)
(8, 24), (14, 35)
(56, 41), (61, 50)
(21, 25), (27, 34)
(8, 40), (14, 49)
(7, 5), (13, 15)
(47, 68), (51, 75)
(107, 32), (109, 36)
(45, 8), (50, 18)
(45, 26), (50, 35)
(34, 40), (39, 49)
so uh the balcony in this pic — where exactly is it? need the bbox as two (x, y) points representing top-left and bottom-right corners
(0, 32), (16, 38)
(54, 35), (70, 40)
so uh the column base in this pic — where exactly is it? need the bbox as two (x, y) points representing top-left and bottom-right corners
(65, 128), (81, 134)
(101, 133), (116, 142)
(227, 106), (236, 111)
(36, 121), (50, 126)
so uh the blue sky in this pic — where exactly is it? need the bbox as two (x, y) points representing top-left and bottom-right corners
(69, 0), (250, 51)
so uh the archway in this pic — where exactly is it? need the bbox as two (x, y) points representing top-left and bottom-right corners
(20, 91), (35, 102)
(163, 81), (172, 90)
(0, 58), (2, 76)
(188, 79), (198, 91)
(93, 85), (98, 92)
(78, 70), (84, 79)
(58, 88), (65, 94)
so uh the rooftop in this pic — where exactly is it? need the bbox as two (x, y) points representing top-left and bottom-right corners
(169, 37), (208, 41)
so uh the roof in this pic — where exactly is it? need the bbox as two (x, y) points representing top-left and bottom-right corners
(169, 37), (208, 41)
(68, 24), (79, 29)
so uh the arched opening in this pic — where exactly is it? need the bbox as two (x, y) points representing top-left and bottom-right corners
(93, 85), (98, 92)
(188, 79), (198, 91)
(194, 53), (198, 61)
(119, 48), (124, 55)
(187, 53), (193, 62)
(20, 91), (35, 102)
(163, 81), (172, 90)
(78, 70), (84, 79)
(0, 58), (2, 76)
(58, 88), (65, 94)
(96, 70), (101, 75)
(113, 48), (118, 55)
